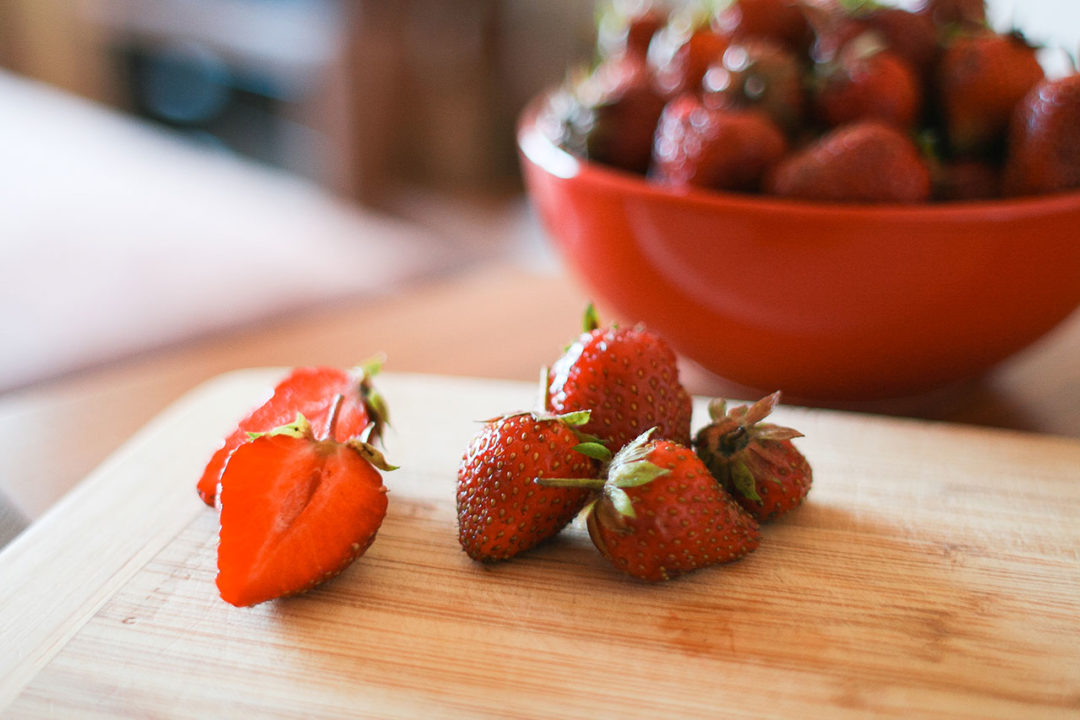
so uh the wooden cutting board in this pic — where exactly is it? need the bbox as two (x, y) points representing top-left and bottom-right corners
(2, 370), (1078, 719)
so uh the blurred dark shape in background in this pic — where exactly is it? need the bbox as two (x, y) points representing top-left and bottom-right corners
(0, 0), (596, 208)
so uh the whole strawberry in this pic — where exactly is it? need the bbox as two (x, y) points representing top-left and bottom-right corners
(693, 392), (811, 522)
(547, 305), (693, 450)
(216, 404), (393, 607)
(815, 34), (923, 132)
(1004, 75), (1080, 197)
(649, 22), (731, 98)
(702, 40), (806, 136)
(571, 430), (761, 582)
(651, 94), (787, 192)
(937, 30), (1044, 157)
(552, 56), (666, 175)
(457, 411), (605, 562)
(811, 5), (938, 80)
(711, 0), (813, 55)
(766, 120), (932, 203)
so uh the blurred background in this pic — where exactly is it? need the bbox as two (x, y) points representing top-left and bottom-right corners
(0, 0), (596, 207)
(0, 0), (1076, 396)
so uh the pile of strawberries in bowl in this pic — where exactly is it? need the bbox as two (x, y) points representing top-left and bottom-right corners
(542, 0), (1079, 203)
(518, 0), (1080, 401)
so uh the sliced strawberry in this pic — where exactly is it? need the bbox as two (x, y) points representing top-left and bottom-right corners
(216, 413), (391, 607)
(197, 362), (386, 506)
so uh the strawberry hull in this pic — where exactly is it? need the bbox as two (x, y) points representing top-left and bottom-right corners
(519, 95), (1080, 401)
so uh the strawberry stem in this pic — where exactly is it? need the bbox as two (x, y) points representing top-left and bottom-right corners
(325, 393), (345, 440)
(535, 476), (606, 490)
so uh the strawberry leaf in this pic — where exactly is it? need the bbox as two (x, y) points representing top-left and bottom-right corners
(731, 460), (761, 502)
(608, 486), (636, 519)
(707, 397), (727, 422)
(574, 441), (613, 462)
(345, 438), (398, 472)
(248, 413), (313, 441)
(583, 302), (601, 332)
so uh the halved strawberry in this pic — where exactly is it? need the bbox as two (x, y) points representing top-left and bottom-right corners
(216, 407), (393, 607)
(197, 361), (387, 506)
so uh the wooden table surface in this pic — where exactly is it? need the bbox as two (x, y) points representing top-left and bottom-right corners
(2, 369), (1078, 719)
(3, 259), (1080, 528)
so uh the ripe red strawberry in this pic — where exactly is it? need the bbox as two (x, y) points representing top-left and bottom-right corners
(572, 431), (761, 582)
(711, 0), (813, 55)
(216, 406), (393, 607)
(816, 34), (923, 131)
(1004, 75), (1080, 197)
(651, 94), (787, 192)
(197, 362), (387, 507)
(555, 56), (667, 175)
(766, 121), (932, 203)
(546, 305), (693, 450)
(456, 411), (605, 562)
(937, 30), (1044, 157)
(702, 40), (806, 135)
(811, 5), (938, 80)
(693, 392), (811, 522)
(649, 23), (731, 98)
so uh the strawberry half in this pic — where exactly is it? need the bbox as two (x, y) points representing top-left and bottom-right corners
(456, 410), (606, 562)
(547, 305), (693, 451)
(693, 392), (812, 522)
(216, 405), (393, 607)
(550, 430), (760, 582)
(197, 361), (387, 506)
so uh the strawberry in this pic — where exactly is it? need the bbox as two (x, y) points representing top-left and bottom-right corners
(766, 120), (932, 203)
(811, 5), (938, 81)
(197, 361), (387, 507)
(546, 305), (693, 451)
(456, 411), (606, 562)
(558, 430), (761, 582)
(1003, 75), (1080, 197)
(216, 403), (393, 607)
(693, 392), (811, 522)
(651, 94), (787, 192)
(711, 0), (813, 55)
(937, 30), (1044, 157)
(555, 56), (667, 175)
(815, 33), (923, 132)
(702, 40), (807, 136)
(649, 22), (731, 98)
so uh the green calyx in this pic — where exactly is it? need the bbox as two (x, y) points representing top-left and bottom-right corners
(582, 302), (601, 333)
(248, 413), (314, 441)
(600, 428), (669, 520)
(696, 391), (802, 503)
(353, 353), (390, 441)
(535, 427), (667, 522)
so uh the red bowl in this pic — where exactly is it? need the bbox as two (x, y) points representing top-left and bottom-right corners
(518, 95), (1080, 400)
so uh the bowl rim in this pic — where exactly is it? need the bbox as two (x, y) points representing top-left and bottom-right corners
(517, 91), (1080, 222)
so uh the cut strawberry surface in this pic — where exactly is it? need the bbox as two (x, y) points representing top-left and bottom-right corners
(197, 363), (386, 506)
(216, 416), (390, 608)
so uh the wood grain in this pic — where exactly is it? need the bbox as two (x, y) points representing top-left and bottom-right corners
(2, 371), (1079, 718)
